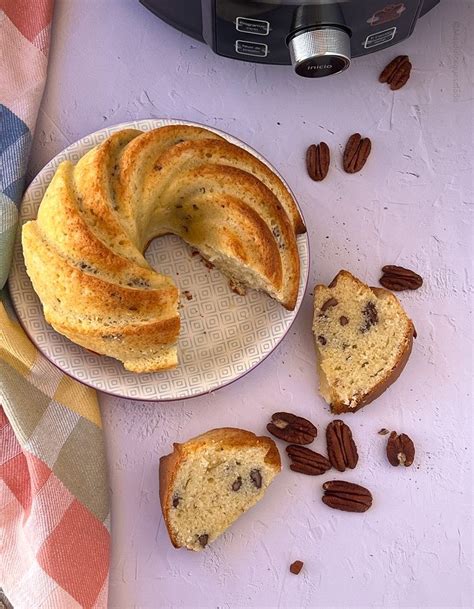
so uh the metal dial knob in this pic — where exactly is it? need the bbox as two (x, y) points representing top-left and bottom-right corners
(288, 28), (351, 78)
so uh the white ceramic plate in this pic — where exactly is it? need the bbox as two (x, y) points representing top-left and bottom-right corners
(9, 119), (309, 401)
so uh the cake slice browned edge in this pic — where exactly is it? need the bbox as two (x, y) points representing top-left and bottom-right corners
(159, 428), (281, 549)
(316, 272), (416, 415)
(159, 445), (182, 548)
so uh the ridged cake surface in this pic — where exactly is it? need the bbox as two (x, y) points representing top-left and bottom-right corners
(22, 126), (304, 372)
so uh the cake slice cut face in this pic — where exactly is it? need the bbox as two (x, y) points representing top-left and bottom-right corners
(159, 428), (281, 551)
(312, 270), (415, 413)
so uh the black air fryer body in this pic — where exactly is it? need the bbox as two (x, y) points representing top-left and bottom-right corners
(140, 0), (439, 77)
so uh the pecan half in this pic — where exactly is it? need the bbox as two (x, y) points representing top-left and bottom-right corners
(326, 420), (358, 472)
(286, 445), (331, 475)
(379, 55), (412, 90)
(321, 297), (338, 312)
(379, 265), (423, 291)
(360, 301), (378, 332)
(250, 469), (262, 488)
(343, 133), (372, 173)
(322, 480), (373, 513)
(267, 412), (317, 445)
(306, 142), (330, 181)
(232, 477), (242, 491)
(386, 431), (415, 467)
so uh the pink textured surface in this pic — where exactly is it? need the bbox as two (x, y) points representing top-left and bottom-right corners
(29, 1), (473, 607)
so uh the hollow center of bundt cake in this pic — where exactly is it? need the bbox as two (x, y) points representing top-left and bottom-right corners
(168, 445), (277, 551)
(313, 278), (412, 408)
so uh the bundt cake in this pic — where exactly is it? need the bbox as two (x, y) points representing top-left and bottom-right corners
(159, 428), (281, 551)
(312, 270), (415, 413)
(22, 125), (304, 373)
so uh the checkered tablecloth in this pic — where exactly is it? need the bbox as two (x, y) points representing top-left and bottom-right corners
(0, 2), (110, 607)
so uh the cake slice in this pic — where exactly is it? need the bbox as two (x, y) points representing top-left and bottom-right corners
(312, 270), (415, 413)
(159, 428), (281, 551)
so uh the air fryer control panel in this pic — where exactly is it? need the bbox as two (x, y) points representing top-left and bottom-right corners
(210, 1), (427, 64)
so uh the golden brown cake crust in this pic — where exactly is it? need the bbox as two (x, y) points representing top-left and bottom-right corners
(159, 428), (281, 548)
(314, 271), (415, 414)
(23, 126), (303, 371)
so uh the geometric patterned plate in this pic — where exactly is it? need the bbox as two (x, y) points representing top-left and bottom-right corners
(9, 119), (309, 401)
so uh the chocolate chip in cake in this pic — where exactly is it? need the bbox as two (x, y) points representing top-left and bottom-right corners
(339, 316), (349, 326)
(321, 297), (338, 312)
(232, 477), (242, 491)
(172, 495), (181, 508)
(198, 534), (209, 548)
(361, 301), (378, 332)
(317, 335), (327, 345)
(250, 469), (262, 489)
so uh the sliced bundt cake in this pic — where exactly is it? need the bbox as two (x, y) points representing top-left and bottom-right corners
(159, 428), (281, 551)
(312, 271), (415, 413)
(22, 125), (304, 372)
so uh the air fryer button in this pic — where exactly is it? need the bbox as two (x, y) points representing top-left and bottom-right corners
(236, 17), (270, 36)
(235, 40), (268, 58)
(364, 27), (397, 49)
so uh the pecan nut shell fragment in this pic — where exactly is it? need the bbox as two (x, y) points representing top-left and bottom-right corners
(386, 431), (415, 467)
(306, 142), (330, 181)
(290, 560), (304, 575)
(286, 445), (332, 475)
(267, 412), (317, 445)
(326, 420), (359, 472)
(322, 480), (373, 513)
(379, 265), (423, 291)
(343, 133), (372, 173)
